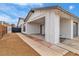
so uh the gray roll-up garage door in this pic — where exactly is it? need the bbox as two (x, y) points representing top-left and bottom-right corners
(73, 22), (78, 37)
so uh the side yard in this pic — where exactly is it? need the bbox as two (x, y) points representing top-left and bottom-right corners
(0, 33), (40, 56)
(0, 33), (79, 56)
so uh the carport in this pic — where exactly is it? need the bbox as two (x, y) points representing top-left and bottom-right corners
(26, 17), (45, 40)
(22, 6), (79, 44)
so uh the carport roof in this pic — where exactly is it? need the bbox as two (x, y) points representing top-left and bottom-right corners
(24, 6), (79, 22)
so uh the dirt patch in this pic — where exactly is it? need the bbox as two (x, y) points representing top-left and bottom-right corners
(0, 33), (40, 56)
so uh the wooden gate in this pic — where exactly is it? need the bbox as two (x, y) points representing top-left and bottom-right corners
(0, 24), (7, 39)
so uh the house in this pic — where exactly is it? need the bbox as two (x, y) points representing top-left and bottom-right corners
(17, 17), (24, 28)
(21, 6), (79, 44)
(16, 18), (24, 32)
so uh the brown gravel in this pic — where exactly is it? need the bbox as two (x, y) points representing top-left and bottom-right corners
(0, 33), (40, 56)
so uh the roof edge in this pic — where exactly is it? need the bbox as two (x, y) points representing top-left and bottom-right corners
(24, 6), (79, 22)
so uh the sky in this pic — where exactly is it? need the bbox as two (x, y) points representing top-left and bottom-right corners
(0, 3), (79, 25)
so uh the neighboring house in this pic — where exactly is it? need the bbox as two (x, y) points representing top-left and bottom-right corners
(21, 6), (79, 44)
(17, 17), (24, 28)
(17, 17), (24, 32)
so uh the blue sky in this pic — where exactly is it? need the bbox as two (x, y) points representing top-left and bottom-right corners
(0, 3), (79, 25)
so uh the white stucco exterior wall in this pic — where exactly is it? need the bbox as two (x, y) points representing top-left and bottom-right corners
(22, 22), (40, 34)
(27, 10), (46, 22)
(60, 18), (73, 39)
(18, 20), (24, 28)
(27, 23), (40, 34)
(45, 10), (60, 44)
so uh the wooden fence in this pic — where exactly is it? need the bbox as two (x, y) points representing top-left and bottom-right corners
(0, 24), (7, 39)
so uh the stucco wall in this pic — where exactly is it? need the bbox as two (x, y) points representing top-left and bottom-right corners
(18, 20), (24, 28)
(27, 10), (47, 22)
(45, 10), (60, 44)
(23, 23), (40, 34)
(60, 18), (73, 39)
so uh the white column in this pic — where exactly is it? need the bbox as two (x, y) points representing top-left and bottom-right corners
(45, 11), (60, 44)
(70, 20), (73, 39)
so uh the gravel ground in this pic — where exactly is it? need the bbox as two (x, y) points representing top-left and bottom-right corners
(0, 33), (40, 56)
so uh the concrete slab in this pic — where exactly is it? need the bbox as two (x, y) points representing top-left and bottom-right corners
(17, 33), (69, 56)
(57, 43), (79, 55)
